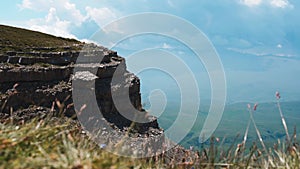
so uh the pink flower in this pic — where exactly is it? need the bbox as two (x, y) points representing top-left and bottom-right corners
(253, 103), (258, 111)
(247, 104), (251, 109)
(276, 91), (281, 99)
(237, 143), (243, 148)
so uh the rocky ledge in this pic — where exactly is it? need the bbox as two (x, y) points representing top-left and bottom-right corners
(0, 25), (159, 134)
(0, 25), (199, 163)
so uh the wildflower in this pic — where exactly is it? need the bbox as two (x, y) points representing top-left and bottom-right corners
(248, 103), (268, 154)
(247, 104), (251, 109)
(257, 149), (262, 156)
(237, 143), (243, 148)
(276, 91), (281, 99)
(276, 91), (290, 143)
(236, 143), (243, 154)
(253, 103), (258, 111)
(215, 137), (220, 142)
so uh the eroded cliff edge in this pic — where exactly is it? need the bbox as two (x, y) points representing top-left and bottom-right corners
(0, 25), (159, 134)
(0, 25), (200, 161)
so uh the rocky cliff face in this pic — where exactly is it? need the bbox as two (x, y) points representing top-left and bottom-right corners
(0, 25), (159, 134)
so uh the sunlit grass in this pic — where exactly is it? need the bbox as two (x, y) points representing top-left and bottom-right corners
(0, 25), (81, 54)
(0, 117), (165, 169)
(0, 92), (300, 168)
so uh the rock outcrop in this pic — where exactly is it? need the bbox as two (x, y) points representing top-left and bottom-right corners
(0, 25), (159, 134)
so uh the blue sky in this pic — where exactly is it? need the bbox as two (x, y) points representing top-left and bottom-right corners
(1, 0), (300, 103)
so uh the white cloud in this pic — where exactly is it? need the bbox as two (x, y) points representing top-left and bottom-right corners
(240, 0), (292, 8)
(277, 44), (282, 48)
(18, 0), (52, 10)
(227, 47), (296, 58)
(28, 8), (76, 39)
(80, 39), (101, 45)
(270, 0), (290, 8)
(240, 0), (262, 6)
(18, 0), (85, 24)
(18, 0), (33, 9)
(17, 0), (120, 39)
(63, 1), (86, 24)
(19, 0), (119, 26)
(85, 7), (122, 35)
(85, 7), (117, 26)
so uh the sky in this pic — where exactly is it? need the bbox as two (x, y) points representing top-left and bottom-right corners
(1, 0), (300, 103)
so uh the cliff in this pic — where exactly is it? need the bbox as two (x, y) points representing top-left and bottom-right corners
(0, 25), (159, 133)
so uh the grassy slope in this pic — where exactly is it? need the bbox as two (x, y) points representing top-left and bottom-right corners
(0, 118), (164, 169)
(1, 115), (299, 169)
(0, 24), (81, 54)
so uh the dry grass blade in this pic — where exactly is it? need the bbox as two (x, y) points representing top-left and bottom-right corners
(248, 106), (268, 155)
(277, 99), (291, 143)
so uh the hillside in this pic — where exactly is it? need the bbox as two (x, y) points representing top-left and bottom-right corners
(0, 24), (170, 155)
(0, 25), (81, 54)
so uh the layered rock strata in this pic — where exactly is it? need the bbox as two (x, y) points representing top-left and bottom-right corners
(0, 44), (159, 133)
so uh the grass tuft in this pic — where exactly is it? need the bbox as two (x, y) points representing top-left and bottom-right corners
(1, 92), (300, 168)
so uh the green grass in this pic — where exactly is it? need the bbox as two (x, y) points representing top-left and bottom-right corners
(0, 25), (82, 54)
(0, 117), (166, 169)
(1, 103), (300, 168)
